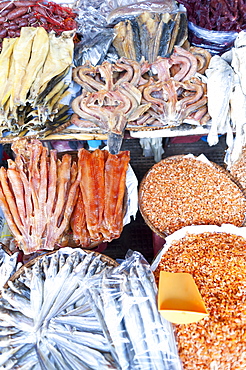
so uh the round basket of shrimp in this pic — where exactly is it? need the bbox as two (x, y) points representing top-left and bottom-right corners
(152, 224), (246, 370)
(139, 154), (246, 238)
(0, 247), (119, 369)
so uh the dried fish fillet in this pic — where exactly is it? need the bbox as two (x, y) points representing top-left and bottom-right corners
(18, 27), (50, 105)
(37, 30), (74, 96)
(11, 27), (38, 106)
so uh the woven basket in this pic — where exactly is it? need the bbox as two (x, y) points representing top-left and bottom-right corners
(139, 155), (246, 238)
(4, 248), (118, 290)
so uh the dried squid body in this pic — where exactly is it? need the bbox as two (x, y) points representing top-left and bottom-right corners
(0, 248), (118, 370)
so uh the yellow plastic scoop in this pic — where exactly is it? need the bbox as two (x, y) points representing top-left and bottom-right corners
(158, 271), (209, 324)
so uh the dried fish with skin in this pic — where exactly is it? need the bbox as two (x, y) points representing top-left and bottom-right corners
(206, 55), (234, 146)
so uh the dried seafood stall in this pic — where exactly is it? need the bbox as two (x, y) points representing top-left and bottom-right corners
(0, 0), (246, 370)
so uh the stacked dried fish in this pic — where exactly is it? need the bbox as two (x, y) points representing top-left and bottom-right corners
(0, 139), (79, 254)
(72, 47), (211, 133)
(71, 148), (130, 247)
(113, 11), (188, 63)
(0, 26), (74, 137)
(0, 248), (118, 369)
(0, 248), (182, 370)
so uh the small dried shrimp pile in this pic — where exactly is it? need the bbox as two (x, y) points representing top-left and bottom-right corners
(0, 1), (77, 42)
(139, 156), (246, 235)
(0, 26), (74, 137)
(154, 231), (246, 369)
(72, 46), (211, 133)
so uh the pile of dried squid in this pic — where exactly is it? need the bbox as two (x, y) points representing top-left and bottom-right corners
(0, 139), (130, 254)
(0, 26), (74, 137)
(71, 45), (211, 134)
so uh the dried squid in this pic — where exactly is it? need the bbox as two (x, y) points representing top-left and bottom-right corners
(71, 148), (130, 246)
(0, 139), (79, 254)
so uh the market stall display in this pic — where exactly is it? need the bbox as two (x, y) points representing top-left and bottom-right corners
(139, 155), (246, 236)
(0, 248), (182, 370)
(152, 225), (246, 369)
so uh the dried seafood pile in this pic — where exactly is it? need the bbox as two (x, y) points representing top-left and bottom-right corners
(139, 156), (246, 236)
(177, 0), (245, 31)
(0, 26), (74, 137)
(154, 230), (246, 369)
(112, 11), (188, 63)
(0, 1), (77, 43)
(0, 139), (79, 254)
(0, 248), (182, 370)
(72, 46), (211, 134)
(71, 148), (130, 247)
(0, 140), (130, 254)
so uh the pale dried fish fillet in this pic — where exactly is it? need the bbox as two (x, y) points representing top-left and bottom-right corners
(18, 27), (50, 105)
(11, 27), (38, 106)
(37, 30), (74, 97)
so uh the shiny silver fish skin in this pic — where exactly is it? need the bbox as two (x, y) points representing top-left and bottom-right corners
(8, 279), (31, 300)
(1, 288), (33, 318)
(48, 333), (112, 370)
(0, 307), (34, 332)
(51, 315), (103, 334)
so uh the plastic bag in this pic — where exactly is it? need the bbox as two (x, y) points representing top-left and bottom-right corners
(188, 21), (238, 55)
(74, 28), (115, 66)
(85, 250), (182, 370)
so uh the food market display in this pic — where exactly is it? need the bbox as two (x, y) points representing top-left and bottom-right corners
(139, 155), (246, 236)
(0, 248), (182, 370)
(0, 1), (246, 370)
(0, 139), (130, 254)
(153, 226), (246, 369)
